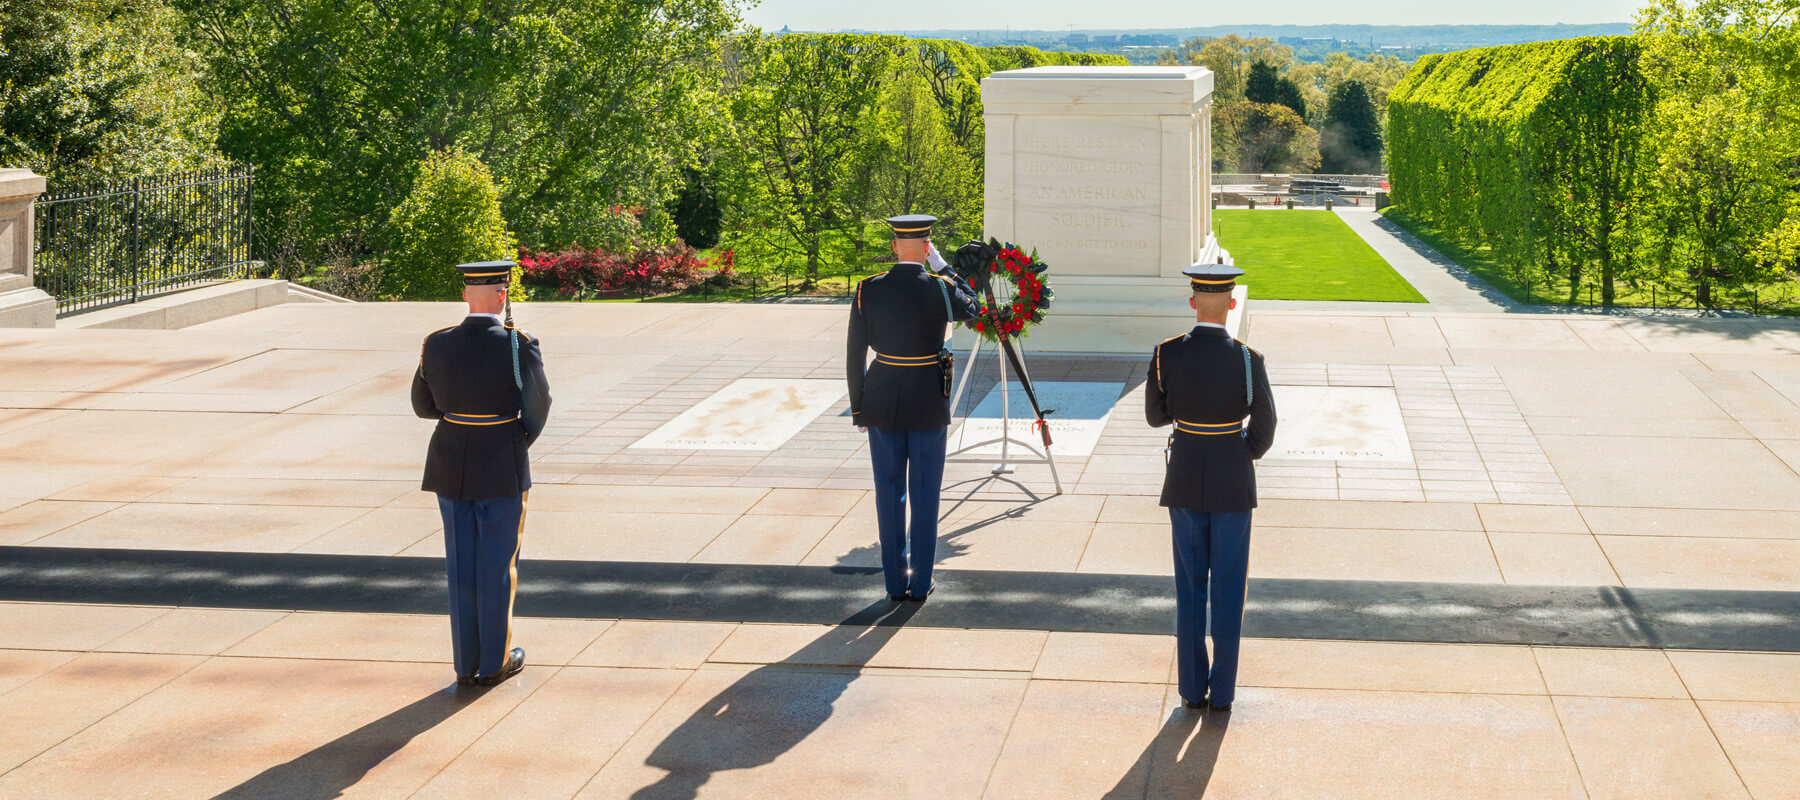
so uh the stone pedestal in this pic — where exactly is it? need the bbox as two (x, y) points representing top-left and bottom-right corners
(0, 169), (55, 328)
(971, 66), (1233, 354)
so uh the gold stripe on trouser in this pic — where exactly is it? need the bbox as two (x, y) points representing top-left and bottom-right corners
(505, 491), (527, 653)
(1242, 526), (1252, 627)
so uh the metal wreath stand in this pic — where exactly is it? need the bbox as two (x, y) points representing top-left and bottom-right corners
(942, 250), (1063, 495)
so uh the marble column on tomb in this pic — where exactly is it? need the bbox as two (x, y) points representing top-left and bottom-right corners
(973, 66), (1240, 354)
(0, 169), (55, 328)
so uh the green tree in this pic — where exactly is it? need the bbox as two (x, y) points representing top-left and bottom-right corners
(1161, 35), (1293, 105)
(1636, 0), (1800, 307)
(867, 67), (980, 243)
(0, 0), (221, 183)
(1245, 61), (1307, 119)
(183, 0), (737, 263)
(721, 34), (899, 287)
(1319, 80), (1383, 174)
(1220, 102), (1320, 173)
(1287, 53), (1412, 122)
(384, 148), (517, 300)
(1244, 61), (1281, 105)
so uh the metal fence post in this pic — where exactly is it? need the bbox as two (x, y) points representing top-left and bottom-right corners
(129, 177), (142, 304)
(245, 164), (254, 273)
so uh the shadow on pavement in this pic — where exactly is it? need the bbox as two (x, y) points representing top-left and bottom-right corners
(628, 599), (921, 799)
(829, 475), (1055, 569)
(211, 685), (478, 799)
(1102, 707), (1231, 799)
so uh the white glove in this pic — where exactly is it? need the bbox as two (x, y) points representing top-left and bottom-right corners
(926, 243), (950, 273)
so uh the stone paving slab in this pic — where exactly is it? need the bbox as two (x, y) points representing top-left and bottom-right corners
(4, 301), (1799, 796)
(3, 603), (1797, 799)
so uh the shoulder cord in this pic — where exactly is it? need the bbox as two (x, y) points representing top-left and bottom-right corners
(1241, 343), (1254, 406)
(510, 329), (523, 392)
(505, 295), (523, 393)
(934, 275), (953, 343)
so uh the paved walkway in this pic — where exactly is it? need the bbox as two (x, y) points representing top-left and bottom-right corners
(3, 301), (1799, 797)
(1335, 208), (1519, 312)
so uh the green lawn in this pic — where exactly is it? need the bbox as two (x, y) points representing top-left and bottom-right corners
(1213, 210), (1427, 303)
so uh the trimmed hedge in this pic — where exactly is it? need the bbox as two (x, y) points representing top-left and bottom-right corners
(1387, 37), (1650, 300)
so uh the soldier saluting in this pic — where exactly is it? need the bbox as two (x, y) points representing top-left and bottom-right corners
(411, 261), (552, 687)
(1146, 263), (1276, 713)
(847, 215), (981, 602)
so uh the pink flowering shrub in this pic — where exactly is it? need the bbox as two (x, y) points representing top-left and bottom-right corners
(521, 241), (712, 298)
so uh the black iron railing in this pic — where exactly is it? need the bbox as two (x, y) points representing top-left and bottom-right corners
(32, 166), (254, 314)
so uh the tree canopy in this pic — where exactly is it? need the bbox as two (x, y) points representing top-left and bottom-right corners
(1319, 80), (1382, 174)
(0, 0), (220, 184)
(1635, 0), (1800, 304)
(181, 0), (740, 268)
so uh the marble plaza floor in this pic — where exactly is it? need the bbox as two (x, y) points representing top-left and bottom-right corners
(3, 300), (1800, 798)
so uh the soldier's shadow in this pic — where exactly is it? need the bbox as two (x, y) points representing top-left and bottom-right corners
(628, 599), (922, 800)
(210, 687), (478, 799)
(1101, 707), (1231, 799)
(830, 475), (1054, 569)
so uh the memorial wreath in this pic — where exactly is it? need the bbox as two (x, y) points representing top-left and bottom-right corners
(953, 238), (1054, 343)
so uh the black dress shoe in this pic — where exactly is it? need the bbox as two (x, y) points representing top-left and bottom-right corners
(455, 674), (478, 687)
(1183, 700), (1205, 710)
(1208, 702), (1232, 713)
(890, 594), (908, 602)
(906, 585), (935, 602)
(476, 648), (526, 686)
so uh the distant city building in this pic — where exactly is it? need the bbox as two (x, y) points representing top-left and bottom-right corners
(1278, 36), (1353, 47)
(1064, 33), (1089, 46)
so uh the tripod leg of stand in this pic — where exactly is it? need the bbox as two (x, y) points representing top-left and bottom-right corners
(1011, 337), (1061, 495)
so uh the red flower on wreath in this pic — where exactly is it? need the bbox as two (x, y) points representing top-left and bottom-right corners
(962, 239), (1052, 344)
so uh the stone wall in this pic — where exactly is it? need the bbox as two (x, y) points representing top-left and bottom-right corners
(0, 169), (55, 328)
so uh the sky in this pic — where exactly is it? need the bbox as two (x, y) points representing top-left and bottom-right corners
(740, 0), (1643, 31)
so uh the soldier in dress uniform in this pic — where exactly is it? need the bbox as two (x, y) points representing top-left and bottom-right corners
(846, 214), (981, 602)
(411, 261), (552, 687)
(1145, 263), (1277, 712)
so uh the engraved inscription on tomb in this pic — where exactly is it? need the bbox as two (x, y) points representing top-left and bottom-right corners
(1012, 118), (1161, 273)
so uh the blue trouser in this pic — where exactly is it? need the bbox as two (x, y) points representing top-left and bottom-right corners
(437, 492), (527, 678)
(867, 426), (947, 597)
(1170, 507), (1253, 706)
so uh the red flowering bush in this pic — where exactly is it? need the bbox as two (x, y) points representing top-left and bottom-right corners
(520, 241), (711, 298)
(698, 249), (739, 289)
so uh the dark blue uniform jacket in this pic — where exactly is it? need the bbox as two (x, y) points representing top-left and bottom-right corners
(411, 315), (552, 501)
(1146, 325), (1277, 512)
(846, 262), (981, 431)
